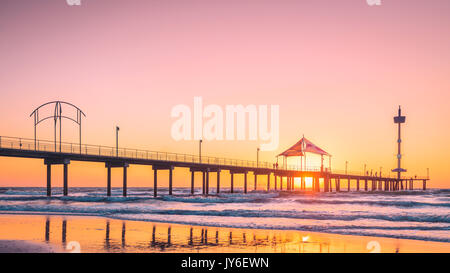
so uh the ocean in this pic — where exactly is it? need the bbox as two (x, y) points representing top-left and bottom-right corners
(0, 187), (449, 243)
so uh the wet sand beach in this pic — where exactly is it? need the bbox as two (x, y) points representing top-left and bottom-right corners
(0, 213), (449, 253)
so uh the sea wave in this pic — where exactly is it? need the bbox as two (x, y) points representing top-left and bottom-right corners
(0, 187), (449, 243)
(0, 204), (449, 224)
(292, 198), (450, 208)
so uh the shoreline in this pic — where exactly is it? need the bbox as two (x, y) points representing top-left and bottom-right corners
(0, 213), (449, 253)
(0, 240), (62, 253)
(0, 210), (448, 244)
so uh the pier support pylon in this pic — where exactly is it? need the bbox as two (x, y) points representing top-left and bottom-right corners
(206, 168), (209, 195)
(105, 162), (128, 197)
(230, 172), (234, 193)
(191, 171), (195, 195)
(45, 158), (70, 197)
(107, 166), (111, 196)
(46, 164), (51, 197)
(244, 172), (247, 194)
(63, 163), (68, 196)
(153, 169), (158, 197)
(202, 171), (205, 195)
(169, 167), (173, 195)
(151, 165), (174, 196)
(217, 170), (221, 194)
(123, 166), (127, 197)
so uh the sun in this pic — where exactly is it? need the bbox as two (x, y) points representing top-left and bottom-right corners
(294, 177), (314, 189)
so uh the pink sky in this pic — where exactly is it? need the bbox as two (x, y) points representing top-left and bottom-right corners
(0, 0), (449, 188)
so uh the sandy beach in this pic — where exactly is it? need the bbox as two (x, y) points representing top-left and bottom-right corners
(0, 240), (62, 253)
(0, 213), (448, 253)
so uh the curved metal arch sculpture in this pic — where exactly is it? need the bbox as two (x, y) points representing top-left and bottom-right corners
(30, 101), (86, 153)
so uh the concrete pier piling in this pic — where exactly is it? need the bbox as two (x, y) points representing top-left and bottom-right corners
(44, 158), (70, 197)
(104, 162), (128, 197)
(217, 170), (221, 194)
(191, 171), (195, 195)
(152, 169), (157, 197)
(206, 168), (209, 195)
(46, 164), (51, 197)
(169, 167), (173, 195)
(63, 163), (68, 196)
(202, 171), (205, 195)
(230, 172), (234, 193)
(244, 172), (247, 194)
(123, 166), (127, 197)
(107, 166), (111, 196)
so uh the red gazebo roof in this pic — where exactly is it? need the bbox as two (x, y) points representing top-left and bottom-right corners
(278, 137), (330, 157)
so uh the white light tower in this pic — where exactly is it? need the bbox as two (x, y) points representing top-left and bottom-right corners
(392, 106), (407, 181)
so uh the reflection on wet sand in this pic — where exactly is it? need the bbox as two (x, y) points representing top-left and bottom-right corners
(2, 214), (448, 253)
(41, 216), (331, 253)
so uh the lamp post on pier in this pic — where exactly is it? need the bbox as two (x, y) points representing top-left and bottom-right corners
(116, 126), (120, 157)
(199, 139), (202, 163)
(257, 147), (260, 168)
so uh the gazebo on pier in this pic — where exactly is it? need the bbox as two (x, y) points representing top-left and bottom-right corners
(277, 136), (331, 190)
(278, 136), (331, 170)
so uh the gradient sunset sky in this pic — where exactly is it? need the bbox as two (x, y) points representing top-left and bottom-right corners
(0, 0), (449, 188)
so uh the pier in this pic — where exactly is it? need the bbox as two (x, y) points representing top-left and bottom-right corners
(0, 135), (428, 197)
(0, 102), (429, 197)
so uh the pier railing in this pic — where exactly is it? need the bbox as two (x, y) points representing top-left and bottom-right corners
(0, 136), (428, 179)
(329, 169), (427, 180)
(0, 136), (322, 171)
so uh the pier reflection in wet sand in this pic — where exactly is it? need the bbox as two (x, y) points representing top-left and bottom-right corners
(1, 214), (449, 253)
(21, 214), (331, 253)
